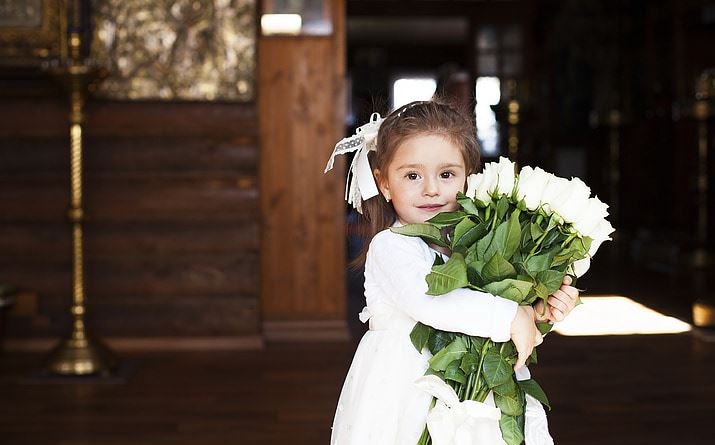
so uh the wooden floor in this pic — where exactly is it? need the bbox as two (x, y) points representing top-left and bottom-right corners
(1, 332), (713, 445)
(1, 253), (714, 444)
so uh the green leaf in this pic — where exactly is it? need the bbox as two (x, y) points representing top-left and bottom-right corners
(525, 251), (555, 274)
(467, 266), (485, 288)
(433, 253), (445, 266)
(536, 321), (553, 336)
(493, 376), (518, 397)
(429, 336), (468, 371)
(483, 278), (534, 303)
(499, 341), (516, 358)
(533, 281), (549, 299)
(409, 322), (433, 352)
(482, 253), (517, 283)
(581, 236), (593, 254)
(468, 336), (486, 352)
(426, 252), (469, 296)
(485, 210), (520, 262)
(482, 347), (512, 388)
(452, 217), (477, 247)
(518, 379), (551, 410)
(503, 209), (522, 259)
(453, 219), (489, 250)
(464, 244), (478, 264)
(495, 392), (524, 416)
(541, 228), (562, 250)
(424, 367), (445, 380)
(390, 224), (448, 247)
(528, 347), (538, 365)
(460, 352), (479, 374)
(445, 359), (467, 384)
(530, 222), (544, 241)
(427, 211), (467, 229)
(457, 193), (481, 215)
(428, 330), (456, 356)
(499, 414), (525, 445)
(476, 230), (496, 261)
(496, 195), (510, 221)
(536, 269), (565, 294)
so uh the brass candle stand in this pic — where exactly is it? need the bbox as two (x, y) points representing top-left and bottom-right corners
(607, 109), (622, 229)
(691, 69), (714, 331)
(505, 79), (520, 164)
(692, 97), (712, 269)
(43, 29), (117, 375)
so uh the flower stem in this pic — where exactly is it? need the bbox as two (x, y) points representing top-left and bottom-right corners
(417, 425), (431, 445)
(528, 227), (549, 257)
(470, 340), (491, 400)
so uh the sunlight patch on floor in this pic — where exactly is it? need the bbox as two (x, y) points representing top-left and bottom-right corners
(553, 296), (691, 336)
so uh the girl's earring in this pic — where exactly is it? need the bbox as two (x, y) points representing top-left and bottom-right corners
(384, 195), (391, 203)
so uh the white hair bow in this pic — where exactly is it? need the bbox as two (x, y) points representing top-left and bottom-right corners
(324, 112), (383, 213)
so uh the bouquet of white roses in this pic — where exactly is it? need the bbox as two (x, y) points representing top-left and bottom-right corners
(392, 157), (614, 445)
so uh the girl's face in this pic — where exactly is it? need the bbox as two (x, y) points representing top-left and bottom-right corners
(375, 133), (466, 225)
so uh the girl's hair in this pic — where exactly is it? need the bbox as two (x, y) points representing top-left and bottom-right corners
(350, 98), (481, 267)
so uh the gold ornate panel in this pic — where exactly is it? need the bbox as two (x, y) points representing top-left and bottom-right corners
(0, 0), (61, 61)
(91, 0), (256, 101)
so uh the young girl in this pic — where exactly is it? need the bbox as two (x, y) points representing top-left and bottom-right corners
(325, 100), (579, 445)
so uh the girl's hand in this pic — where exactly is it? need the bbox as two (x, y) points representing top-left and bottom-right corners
(510, 305), (543, 370)
(534, 275), (580, 323)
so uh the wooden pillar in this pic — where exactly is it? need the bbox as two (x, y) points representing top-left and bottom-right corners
(258, 0), (348, 340)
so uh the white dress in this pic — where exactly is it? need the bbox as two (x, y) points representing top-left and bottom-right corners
(331, 228), (554, 445)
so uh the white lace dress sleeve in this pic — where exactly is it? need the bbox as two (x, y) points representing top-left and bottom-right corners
(364, 229), (518, 341)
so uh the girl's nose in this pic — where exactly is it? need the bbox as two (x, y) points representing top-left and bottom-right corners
(423, 177), (439, 196)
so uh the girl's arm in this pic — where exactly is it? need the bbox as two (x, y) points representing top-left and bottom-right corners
(366, 231), (518, 342)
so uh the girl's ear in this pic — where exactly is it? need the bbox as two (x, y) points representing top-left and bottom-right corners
(373, 169), (391, 201)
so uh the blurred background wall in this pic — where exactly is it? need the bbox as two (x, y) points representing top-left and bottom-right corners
(0, 0), (713, 347)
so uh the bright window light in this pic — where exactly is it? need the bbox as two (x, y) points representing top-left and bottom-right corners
(553, 296), (692, 336)
(475, 77), (501, 105)
(475, 77), (501, 155)
(261, 14), (302, 35)
(393, 78), (437, 110)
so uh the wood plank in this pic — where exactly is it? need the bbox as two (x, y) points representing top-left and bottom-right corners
(0, 136), (257, 174)
(0, 174), (258, 223)
(88, 297), (260, 336)
(3, 335), (264, 352)
(0, 222), (259, 261)
(6, 295), (260, 337)
(0, 98), (258, 137)
(1, 254), (258, 299)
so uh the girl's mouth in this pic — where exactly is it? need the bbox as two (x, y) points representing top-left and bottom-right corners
(418, 204), (444, 211)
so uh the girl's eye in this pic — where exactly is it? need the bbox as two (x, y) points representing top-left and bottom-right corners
(440, 171), (455, 179)
(406, 172), (419, 180)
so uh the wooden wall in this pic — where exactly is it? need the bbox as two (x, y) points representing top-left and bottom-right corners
(0, 99), (261, 344)
(0, 0), (349, 346)
(258, 0), (348, 340)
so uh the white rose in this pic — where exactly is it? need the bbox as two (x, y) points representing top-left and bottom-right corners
(548, 177), (591, 224)
(468, 167), (498, 203)
(465, 174), (479, 200)
(493, 156), (516, 197)
(572, 257), (591, 277)
(588, 219), (615, 256)
(572, 196), (609, 237)
(539, 175), (570, 215)
(515, 166), (552, 210)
